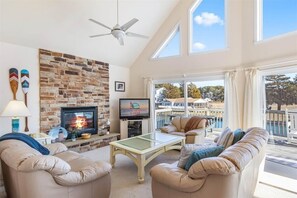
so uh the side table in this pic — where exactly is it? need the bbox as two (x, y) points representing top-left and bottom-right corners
(29, 133), (52, 145)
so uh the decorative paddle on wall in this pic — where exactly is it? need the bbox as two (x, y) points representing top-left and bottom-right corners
(21, 69), (30, 132)
(9, 68), (19, 100)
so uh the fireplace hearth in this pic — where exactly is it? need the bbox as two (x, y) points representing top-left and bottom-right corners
(61, 106), (98, 138)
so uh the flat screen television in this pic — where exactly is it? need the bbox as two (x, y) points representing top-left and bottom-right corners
(119, 98), (150, 120)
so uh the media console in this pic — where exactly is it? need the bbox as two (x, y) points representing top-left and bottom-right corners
(120, 119), (149, 139)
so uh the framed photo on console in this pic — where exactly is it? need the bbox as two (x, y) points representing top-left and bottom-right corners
(115, 81), (125, 92)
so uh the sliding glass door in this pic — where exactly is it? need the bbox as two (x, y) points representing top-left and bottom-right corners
(154, 79), (224, 132)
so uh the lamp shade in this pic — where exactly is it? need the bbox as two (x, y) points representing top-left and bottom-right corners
(1, 100), (31, 117)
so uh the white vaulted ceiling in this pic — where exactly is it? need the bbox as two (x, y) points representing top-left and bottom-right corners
(0, 0), (180, 67)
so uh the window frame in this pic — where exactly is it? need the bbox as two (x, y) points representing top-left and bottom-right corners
(255, 0), (297, 42)
(151, 24), (181, 59)
(188, 0), (228, 54)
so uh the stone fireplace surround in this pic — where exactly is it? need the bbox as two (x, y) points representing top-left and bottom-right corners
(39, 49), (110, 133)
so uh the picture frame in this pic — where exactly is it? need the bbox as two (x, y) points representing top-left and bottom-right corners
(115, 81), (125, 92)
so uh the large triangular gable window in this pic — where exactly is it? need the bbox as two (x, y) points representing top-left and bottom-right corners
(256, 0), (297, 41)
(189, 0), (226, 53)
(152, 25), (180, 59)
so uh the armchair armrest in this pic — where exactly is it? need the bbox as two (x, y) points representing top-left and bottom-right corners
(44, 143), (68, 155)
(18, 155), (71, 175)
(150, 163), (205, 193)
(54, 161), (112, 186)
(185, 129), (205, 136)
(160, 125), (177, 133)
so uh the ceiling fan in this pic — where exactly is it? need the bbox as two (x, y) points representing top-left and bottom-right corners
(89, 0), (148, 45)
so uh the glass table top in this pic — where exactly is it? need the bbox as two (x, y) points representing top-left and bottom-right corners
(141, 133), (179, 142)
(118, 138), (160, 151)
(116, 132), (181, 151)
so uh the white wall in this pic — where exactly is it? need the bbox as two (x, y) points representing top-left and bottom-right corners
(0, 42), (39, 135)
(0, 42), (130, 135)
(109, 65), (130, 133)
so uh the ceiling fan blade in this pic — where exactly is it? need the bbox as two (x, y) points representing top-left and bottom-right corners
(89, 18), (112, 30)
(89, 33), (111, 38)
(121, 18), (139, 31)
(118, 36), (124, 46)
(126, 32), (148, 39)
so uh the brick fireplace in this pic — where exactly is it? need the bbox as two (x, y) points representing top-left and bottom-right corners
(39, 49), (109, 133)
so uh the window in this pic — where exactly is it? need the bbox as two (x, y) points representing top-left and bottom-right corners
(261, 70), (297, 192)
(190, 0), (226, 53)
(256, 0), (297, 41)
(152, 25), (180, 59)
(154, 79), (224, 131)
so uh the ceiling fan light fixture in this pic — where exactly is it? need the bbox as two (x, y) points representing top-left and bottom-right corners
(112, 29), (125, 40)
(88, 0), (148, 45)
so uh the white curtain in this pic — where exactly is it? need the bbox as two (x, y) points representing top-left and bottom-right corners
(144, 78), (154, 132)
(242, 68), (264, 129)
(224, 71), (241, 130)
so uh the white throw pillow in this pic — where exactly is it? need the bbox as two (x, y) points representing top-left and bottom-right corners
(217, 127), (234, 148)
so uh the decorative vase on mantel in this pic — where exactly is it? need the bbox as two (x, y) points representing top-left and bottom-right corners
(71, 133), (76, 141)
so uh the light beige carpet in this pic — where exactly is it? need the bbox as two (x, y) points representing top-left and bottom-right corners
(82, 145), (180, 198)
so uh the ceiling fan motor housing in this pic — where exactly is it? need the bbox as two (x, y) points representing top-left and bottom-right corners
(112, 29), (125, 39)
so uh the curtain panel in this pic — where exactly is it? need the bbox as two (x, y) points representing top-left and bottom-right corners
(223, 71), (241, 129)
(243, 68), (264, 129)
(144, 78), (154, 131)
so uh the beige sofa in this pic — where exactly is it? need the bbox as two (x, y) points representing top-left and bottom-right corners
(0, 140), (111, 198)
(160, 116), (207, 144)
(150, 127), (269, 198)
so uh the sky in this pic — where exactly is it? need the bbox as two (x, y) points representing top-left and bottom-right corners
(156, 0), (297, 57)
(262, 0), (297, 39)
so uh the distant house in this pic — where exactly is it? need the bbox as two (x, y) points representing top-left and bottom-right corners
(163, 97), (208, 108)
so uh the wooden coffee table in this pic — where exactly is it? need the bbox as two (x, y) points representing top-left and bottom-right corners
(109, 132), (185, 183)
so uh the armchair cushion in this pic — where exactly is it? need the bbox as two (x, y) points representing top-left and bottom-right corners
(54, 161), (112, 186)
(17, 155), (71, 175)
(188, 157), (236, 179)
(150, 163), (205, 193)
(185, 145), (225, 171)
(44, 143), (68, 155)
(160, 125), (177, 133)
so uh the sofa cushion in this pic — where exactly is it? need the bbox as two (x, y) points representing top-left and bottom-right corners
(217, 127), (234, 148)
(232, 129), (245, 144)
(172, 117), (181, 131)
(184, 145), (225, 171)
(177, 143), (216, 169)
(160, 125), (177, 133)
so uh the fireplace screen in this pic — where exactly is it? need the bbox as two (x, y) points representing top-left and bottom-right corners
(61, 106), (98, 136)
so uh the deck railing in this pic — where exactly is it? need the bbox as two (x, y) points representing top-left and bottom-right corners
(265, 110), (287, 137)
(155, 108), (288, 137)
(155, 108), (224, 130)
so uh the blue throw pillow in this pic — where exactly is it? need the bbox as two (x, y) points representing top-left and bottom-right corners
(184, 145), (224, 171)
(0, 133), (50, 155)
(232, 129), (245, 144)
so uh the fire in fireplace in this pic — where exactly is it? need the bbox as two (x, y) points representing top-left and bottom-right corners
(61, 106), (98, 138)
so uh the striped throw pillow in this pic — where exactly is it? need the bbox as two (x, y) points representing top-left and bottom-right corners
(217, 127), (234, 148)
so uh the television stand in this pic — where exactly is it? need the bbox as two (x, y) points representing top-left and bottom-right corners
(120, 119), (149, 139)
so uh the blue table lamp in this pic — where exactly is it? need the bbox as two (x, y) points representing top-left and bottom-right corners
(1, 100), (31, 132)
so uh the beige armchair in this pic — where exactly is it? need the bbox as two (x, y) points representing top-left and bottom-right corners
(0, 140), (111, 198)
(160, 116), (207, 144)
(150, 127), (269, 198)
